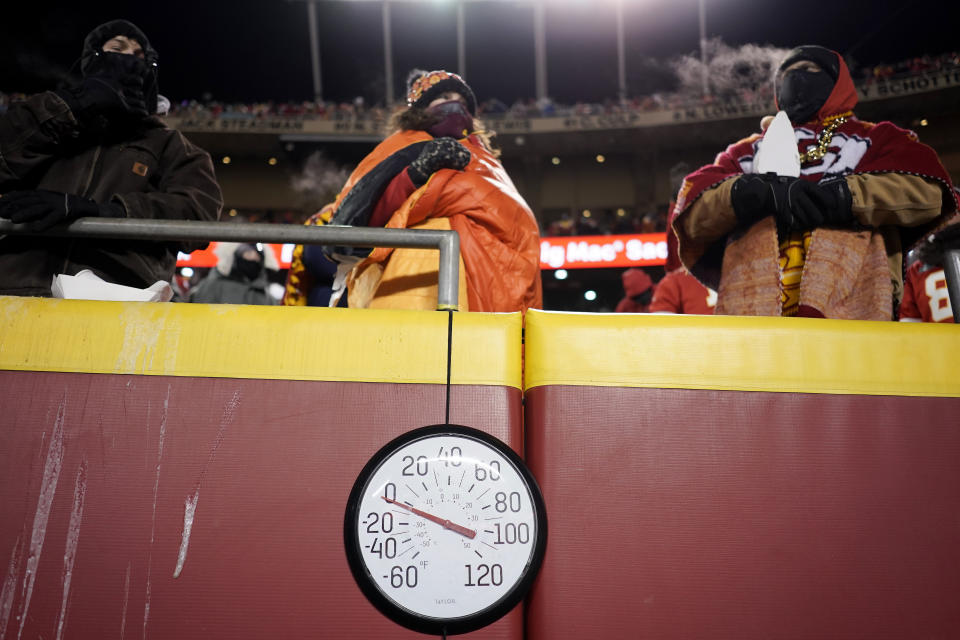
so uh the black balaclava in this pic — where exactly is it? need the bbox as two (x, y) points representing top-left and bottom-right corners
(80, 20), (159, 115)
(775, 45), (838, 125)
(426, 100), (474, 139)
(233, 244), (264, 281)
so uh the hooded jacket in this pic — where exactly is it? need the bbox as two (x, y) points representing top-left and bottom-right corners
(671, 48), (957, 319)
(615, 269), (655, 313)
(0, 22), (222, 296)
(322, 130), (542, 312)
(189, 243), (278, 305)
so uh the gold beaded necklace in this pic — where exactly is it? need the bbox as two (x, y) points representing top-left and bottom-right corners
(798, 111), (852, 164)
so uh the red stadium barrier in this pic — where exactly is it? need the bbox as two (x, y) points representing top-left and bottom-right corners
(0, 299), (524, 639)
(523, 310), (960, 640)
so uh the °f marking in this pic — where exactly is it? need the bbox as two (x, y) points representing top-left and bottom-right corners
(476, 488), (491, 500)
(405, 484), (420, 498)
(459, 470), (466, 487)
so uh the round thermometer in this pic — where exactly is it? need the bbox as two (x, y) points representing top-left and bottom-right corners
(344, 424), (547, 635)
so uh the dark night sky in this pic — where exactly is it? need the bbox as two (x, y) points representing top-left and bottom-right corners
(2, 0), (954, 106)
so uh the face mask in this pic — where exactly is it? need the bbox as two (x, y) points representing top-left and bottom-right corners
(426, 101), (473, 139)
(777, 69), (835, 125)
(235, 256), (263, 281)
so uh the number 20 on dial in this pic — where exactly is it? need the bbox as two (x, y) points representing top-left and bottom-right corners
(344, 425), (547, 635)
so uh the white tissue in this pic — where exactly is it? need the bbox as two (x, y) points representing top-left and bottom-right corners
(51, 269), (173, 302)
(755, 111), (801, 177)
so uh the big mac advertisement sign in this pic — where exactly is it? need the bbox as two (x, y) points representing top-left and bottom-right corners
(538, 233), (667, 269)
(177, 233), (668, 270)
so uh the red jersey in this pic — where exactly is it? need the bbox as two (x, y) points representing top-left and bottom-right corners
(649, 269), (717, 315)
(899, 261), (954, 323)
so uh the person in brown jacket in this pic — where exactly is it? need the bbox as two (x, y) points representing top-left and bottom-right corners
(671, 45), (956, 319)
(0, 19), (222, 297)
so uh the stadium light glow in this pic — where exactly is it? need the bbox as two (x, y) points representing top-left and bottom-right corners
(584, 290), (598, 301)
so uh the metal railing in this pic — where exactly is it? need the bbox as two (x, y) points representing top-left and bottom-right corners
(0, 218), (461, 311)
(944, 249), (960, 323)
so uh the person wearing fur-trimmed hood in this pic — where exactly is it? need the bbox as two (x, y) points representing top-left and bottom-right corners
(671, 45), (957, 320)
(295, 69), (541, 312)
(189, 243), (279, 305)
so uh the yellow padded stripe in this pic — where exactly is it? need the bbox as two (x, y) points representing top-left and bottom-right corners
(0, 297), (521, 388)
(524, 309), (960, 397)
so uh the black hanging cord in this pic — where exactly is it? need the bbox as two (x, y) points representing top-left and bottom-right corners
(444, 310), (453, 425)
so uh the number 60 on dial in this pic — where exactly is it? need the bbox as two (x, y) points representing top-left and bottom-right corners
(343, 425), (548, 636)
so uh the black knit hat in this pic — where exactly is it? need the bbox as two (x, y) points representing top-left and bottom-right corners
(777, 45), (839, 81)
(405, 69), (477, 116)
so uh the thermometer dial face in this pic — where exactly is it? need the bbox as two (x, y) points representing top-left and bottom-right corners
(344, 425), (547, 635)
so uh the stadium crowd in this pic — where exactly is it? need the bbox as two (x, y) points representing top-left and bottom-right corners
(6, 50), (951, 121)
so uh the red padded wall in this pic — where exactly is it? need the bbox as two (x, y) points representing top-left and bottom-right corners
(525, 385), (960, 640)
(0, 371), (522, 639)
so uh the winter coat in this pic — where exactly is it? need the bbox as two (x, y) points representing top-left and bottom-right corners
(189, 242), (278, 306)
(0, 91), (223, 296)
(189, 270), (276, 306)
(330, 130), (542, 312)
(614, 268), (655, 313)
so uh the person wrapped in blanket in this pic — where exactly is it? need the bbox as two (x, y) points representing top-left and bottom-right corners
(282, 69), (542, 312)
(670, 45), (957, 319)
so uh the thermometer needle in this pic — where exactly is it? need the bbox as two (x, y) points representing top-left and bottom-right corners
(383, 496), (477, 539)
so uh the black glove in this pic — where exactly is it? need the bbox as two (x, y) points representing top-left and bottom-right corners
(788, 178), (853, 231)
(56, 71), (148, 122)
(0, 190), (123, 232)
(732, 174), (854, 236)
(407, 137), (471, 187)
(731, 173), (794, 234)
